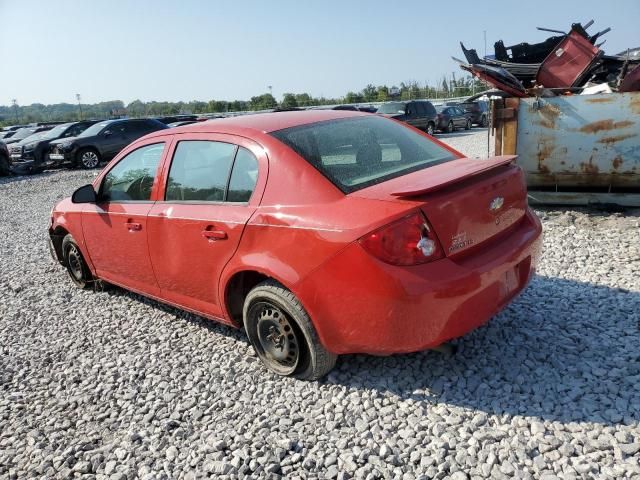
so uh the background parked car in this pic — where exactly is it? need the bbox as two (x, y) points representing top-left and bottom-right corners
(48, 118), (168, 169)
(2, 125), (53, 145)
(376, 100), (438, 135)
(458, 99), (489, 127)
(9, 120), (99, 174)
(167, 120), (199, 127)
(154, 115), (199, 125)
(0, 141), (10, 175)
(435, 105), (472, 133)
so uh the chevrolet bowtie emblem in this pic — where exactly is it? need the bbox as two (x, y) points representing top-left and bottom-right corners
(490, 197), (504, 212)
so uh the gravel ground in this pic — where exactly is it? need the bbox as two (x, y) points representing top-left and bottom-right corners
(436, 128), (494, 159)
(1, 132), (639, 479)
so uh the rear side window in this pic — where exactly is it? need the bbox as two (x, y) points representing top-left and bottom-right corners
(424, 102), (436, 115)
(101, 143), (164, 201)
(166, 141), (236, 201)
(270, 116), (457, 193)
(415, 103), (426, 115)
(227, 148), (259, 202)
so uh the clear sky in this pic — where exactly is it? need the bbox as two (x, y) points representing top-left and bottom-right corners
(1, 0), (638, 106)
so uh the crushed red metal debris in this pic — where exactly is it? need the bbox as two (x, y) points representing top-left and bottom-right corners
(456, 21), (640, 97)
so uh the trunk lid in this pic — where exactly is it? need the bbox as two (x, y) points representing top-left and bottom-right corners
(352, 155), (528, 257)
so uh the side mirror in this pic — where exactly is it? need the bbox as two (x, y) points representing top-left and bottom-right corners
(71, 184), (97, 204)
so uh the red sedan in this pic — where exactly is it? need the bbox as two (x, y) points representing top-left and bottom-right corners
(49, 110), (542, 380)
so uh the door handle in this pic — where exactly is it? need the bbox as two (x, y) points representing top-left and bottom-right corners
(202, 229), (227, 241)
(125, 221), (142, 231)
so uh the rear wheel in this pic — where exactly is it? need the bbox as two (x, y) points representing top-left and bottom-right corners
(243, 280), (337, 380)
(480, 115), (488, 127)
(62, 234), (93, 289)
(426, 122), (435, 136)
(465, 119), (472, 130)
(77, 148), (101, 169)
(446, 121), (454, 133)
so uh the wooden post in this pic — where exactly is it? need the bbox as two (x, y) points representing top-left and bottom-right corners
(502, 97), (519, 155)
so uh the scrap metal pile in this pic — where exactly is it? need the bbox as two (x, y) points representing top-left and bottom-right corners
(456, 21), (640, 97)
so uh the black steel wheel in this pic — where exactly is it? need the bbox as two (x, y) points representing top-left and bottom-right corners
(250, 301), (300, 375)
(77, 148), (101, 169)
(426, 122), (435, 136)
(243, 280), (337, 380)
(62, 234), (93, 289)
(446, 121), (454, 133)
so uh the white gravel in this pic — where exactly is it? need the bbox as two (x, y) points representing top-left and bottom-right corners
(1, 132), (639, 479)
(436, 128), (494, 159)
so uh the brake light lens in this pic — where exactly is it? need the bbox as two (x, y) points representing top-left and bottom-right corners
(359, 212), (444, 266)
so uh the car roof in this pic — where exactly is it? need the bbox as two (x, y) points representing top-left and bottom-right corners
(145, 110), (369, 137)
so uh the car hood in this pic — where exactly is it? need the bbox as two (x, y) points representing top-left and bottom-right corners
(50, 136), (79, 145)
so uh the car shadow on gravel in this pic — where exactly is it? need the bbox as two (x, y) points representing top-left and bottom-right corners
(330, 275), (640, 426)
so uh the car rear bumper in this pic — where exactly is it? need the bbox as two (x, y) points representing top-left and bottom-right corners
(294, 209), (543, 355)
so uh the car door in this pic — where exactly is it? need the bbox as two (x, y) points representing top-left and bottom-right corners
(414, 102), (427, 130)
(405, 102), (420, 128)
(100, 122), (129, 160)
(453, 107), (465, 127)
(82, 140), (168, 295)
(147, 133), (266, 321)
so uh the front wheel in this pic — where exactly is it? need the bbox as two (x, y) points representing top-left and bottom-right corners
(465, 119), (472, 130)
(446, 121), (454, 133)
(62, 234), (93, 289)
(243, 280), (337, 380)
(77, 148), (101, 169)
(426, 123), (435, 136)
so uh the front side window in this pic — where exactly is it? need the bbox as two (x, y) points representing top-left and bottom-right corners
(101, 143), (164, 201)
(166, 141), (236, 202)
(270, 116), (457, 193)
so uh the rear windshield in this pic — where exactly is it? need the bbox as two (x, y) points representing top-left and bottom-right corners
(376, 102), (407, 114)
(270, 116), (457, 193)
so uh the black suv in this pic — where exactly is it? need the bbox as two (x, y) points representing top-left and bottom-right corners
(376, 100), (438, 135)
(48, 118), (168, 169)
(458, 99), (489, 127)
(2, 125), (54, 145)
(9, 121), (99, 174)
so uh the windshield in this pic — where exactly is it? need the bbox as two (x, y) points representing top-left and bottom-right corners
(376, 102), (406, 115)
(12, 128), (38, 140)
(41, 123), (72, 139)
(79, 121), (113, 138)
(270, 116), (457, 193)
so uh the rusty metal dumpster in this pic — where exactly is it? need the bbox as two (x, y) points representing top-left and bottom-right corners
(493, 92), (640, 206)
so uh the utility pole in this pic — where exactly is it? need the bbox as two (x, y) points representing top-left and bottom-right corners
(484, 30), (487, 60)
(268, 85), (273, 96)
(11, 99), (19, 123)
(76, 93), (83, 120)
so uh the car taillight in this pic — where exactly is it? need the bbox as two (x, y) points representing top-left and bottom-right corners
(359, 212), (444, 266)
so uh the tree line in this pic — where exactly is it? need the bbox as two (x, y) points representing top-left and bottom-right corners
(1, 75), (483, 127)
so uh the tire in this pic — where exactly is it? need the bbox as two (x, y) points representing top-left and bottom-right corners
(62, 234), (93, 289)
(426, 122), (435, 136)
(77, 148), (101, 169)
(446, 121), (454, 133)
(465, 119), (472, 130)
(243, 280), (337, 380)
(480, 115), (488, 128)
